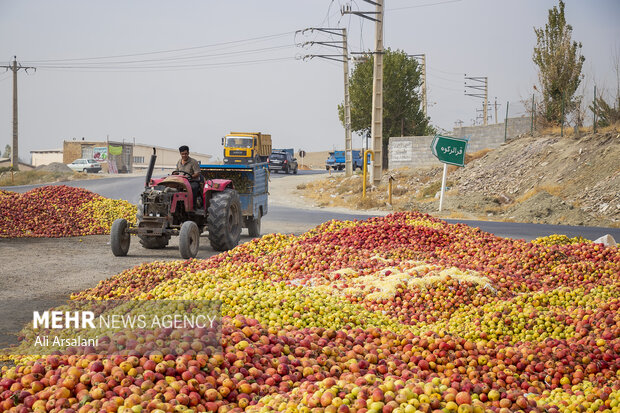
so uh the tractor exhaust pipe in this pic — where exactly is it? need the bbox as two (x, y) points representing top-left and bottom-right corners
(145, 148), (157, 187)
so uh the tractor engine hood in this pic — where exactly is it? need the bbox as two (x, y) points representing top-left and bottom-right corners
(152, 175), (191, 192)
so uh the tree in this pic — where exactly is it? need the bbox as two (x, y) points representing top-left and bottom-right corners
(590, 94), (620, 128)
(2, 144), (10, 158)
(338, 48), (433, 166)
(533, 0), (585, 125)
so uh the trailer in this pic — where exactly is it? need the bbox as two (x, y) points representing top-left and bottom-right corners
(199, 163), (268, 237)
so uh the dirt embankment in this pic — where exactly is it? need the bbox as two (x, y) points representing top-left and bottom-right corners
(299, 131), (620, 227)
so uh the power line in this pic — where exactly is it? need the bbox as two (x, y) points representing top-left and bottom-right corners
(427, 82), (463, 93)
(428, 65), (463, 75)
(31, 44), (296, 68)
(21, 32), (295, 64)
(387, 0), (462, 11)
(29, 56), (295, 73)
(427, 72), (463, 84)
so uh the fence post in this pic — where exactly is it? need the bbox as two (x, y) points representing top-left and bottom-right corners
(593, 85), (597, 134)
(561, 92), (565, 137)
(531, 94), (534, 135)
(504, 102), (509, 142)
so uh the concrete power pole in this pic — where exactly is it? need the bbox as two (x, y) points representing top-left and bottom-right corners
(464, 75), (488, 126)
(1, 57), (36, 170)
(342, 30), (353, 177)
(370, 0), (384, 184)
(343, 0), (384, 184)
(297, 28), (353, 176)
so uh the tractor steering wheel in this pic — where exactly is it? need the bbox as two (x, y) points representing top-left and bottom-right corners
(171, 170), (193, 179)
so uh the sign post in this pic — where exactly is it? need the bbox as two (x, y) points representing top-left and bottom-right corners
(298, 150), (306, 170)
(430, 135), (468, 211)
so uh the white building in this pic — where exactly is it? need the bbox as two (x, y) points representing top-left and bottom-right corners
(30, 149), (64, 167)
(133, 144), (213, 170)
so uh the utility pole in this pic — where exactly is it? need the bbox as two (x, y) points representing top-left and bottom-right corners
(342, 30), (353, 177)
(465, 75), (488, 126)
(298, 28), (353, 176)
(493, 97), (499, 124)
(1, 57), (36, 170)
(475, 104), (492, 125)
(343, 0), (383, 184)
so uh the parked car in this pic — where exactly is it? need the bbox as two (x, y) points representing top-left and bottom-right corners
(268, 151), (298, 174)
(67, 158), (102, 173)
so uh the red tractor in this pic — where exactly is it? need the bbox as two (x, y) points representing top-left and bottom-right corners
(110, 150), (244, 259)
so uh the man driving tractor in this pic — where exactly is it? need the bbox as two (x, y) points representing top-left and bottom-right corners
(176, 145), (203, 207)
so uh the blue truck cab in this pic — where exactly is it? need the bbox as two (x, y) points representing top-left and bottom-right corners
(325, 150), (363, 171)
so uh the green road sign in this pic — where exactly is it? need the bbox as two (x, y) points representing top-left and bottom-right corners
(431, 135), (468, 167)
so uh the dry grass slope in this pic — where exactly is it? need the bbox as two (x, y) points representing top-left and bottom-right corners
(299, 128), (620, 227)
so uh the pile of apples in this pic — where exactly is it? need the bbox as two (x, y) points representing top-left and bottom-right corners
(2, 211), (619, 412)
(0, 186), (136, 238)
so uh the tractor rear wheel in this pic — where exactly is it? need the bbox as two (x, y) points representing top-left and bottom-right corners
(179, 221), (200, 259)
(207, 189), (242, 251)
(111, 219), (130, 256)
(139, 235), (169, 249)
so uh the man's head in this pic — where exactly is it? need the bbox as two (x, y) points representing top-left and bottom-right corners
(179, 145), (190, 161)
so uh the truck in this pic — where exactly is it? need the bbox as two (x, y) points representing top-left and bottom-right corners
(325, 150), (363, 171)
(222, 132), (272, 165)
(111, 149), (268, 259)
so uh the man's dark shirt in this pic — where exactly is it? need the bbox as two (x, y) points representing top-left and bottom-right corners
(176, 156), (200, 178)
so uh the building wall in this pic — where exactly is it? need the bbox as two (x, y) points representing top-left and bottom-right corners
(388, 117), (531, 169)
(452, 116), (530, 152)
(388, 136), (440, 169)
(30, 151), (63, 167)
(133, 145), (213, 170)
(0, 158), (35, 170)
(61, 141), (213, 172)
(63, 141), (86, 164)
(63, 141), (133, 173)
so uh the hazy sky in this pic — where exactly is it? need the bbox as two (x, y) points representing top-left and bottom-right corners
(1, 0), (618, 162)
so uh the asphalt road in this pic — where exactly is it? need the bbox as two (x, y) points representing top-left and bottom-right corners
(3, 171), (619, 242)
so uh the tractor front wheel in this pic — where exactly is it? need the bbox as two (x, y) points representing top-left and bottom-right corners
(179, 221), (200, 259)
(207, 189), (242, 251)
(111, 219), (130, 256)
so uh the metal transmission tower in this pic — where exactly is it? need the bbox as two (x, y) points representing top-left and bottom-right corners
(298, 28), (354, 176)
(410, 54), (427, 117)
(343, 0), (383, 184)
(464, 75), (488, 126)
(1, 57), (36, 170)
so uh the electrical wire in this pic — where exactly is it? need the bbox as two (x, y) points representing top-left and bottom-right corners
(427, 72), (464, 84)
(21, 32), (295, 64)
(33, 44), (296, 69)
(428, 65), (464, 75)
(33, 57), (296, 73)
(427, 82), (464, 93)
(387, 0), (462, 12)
